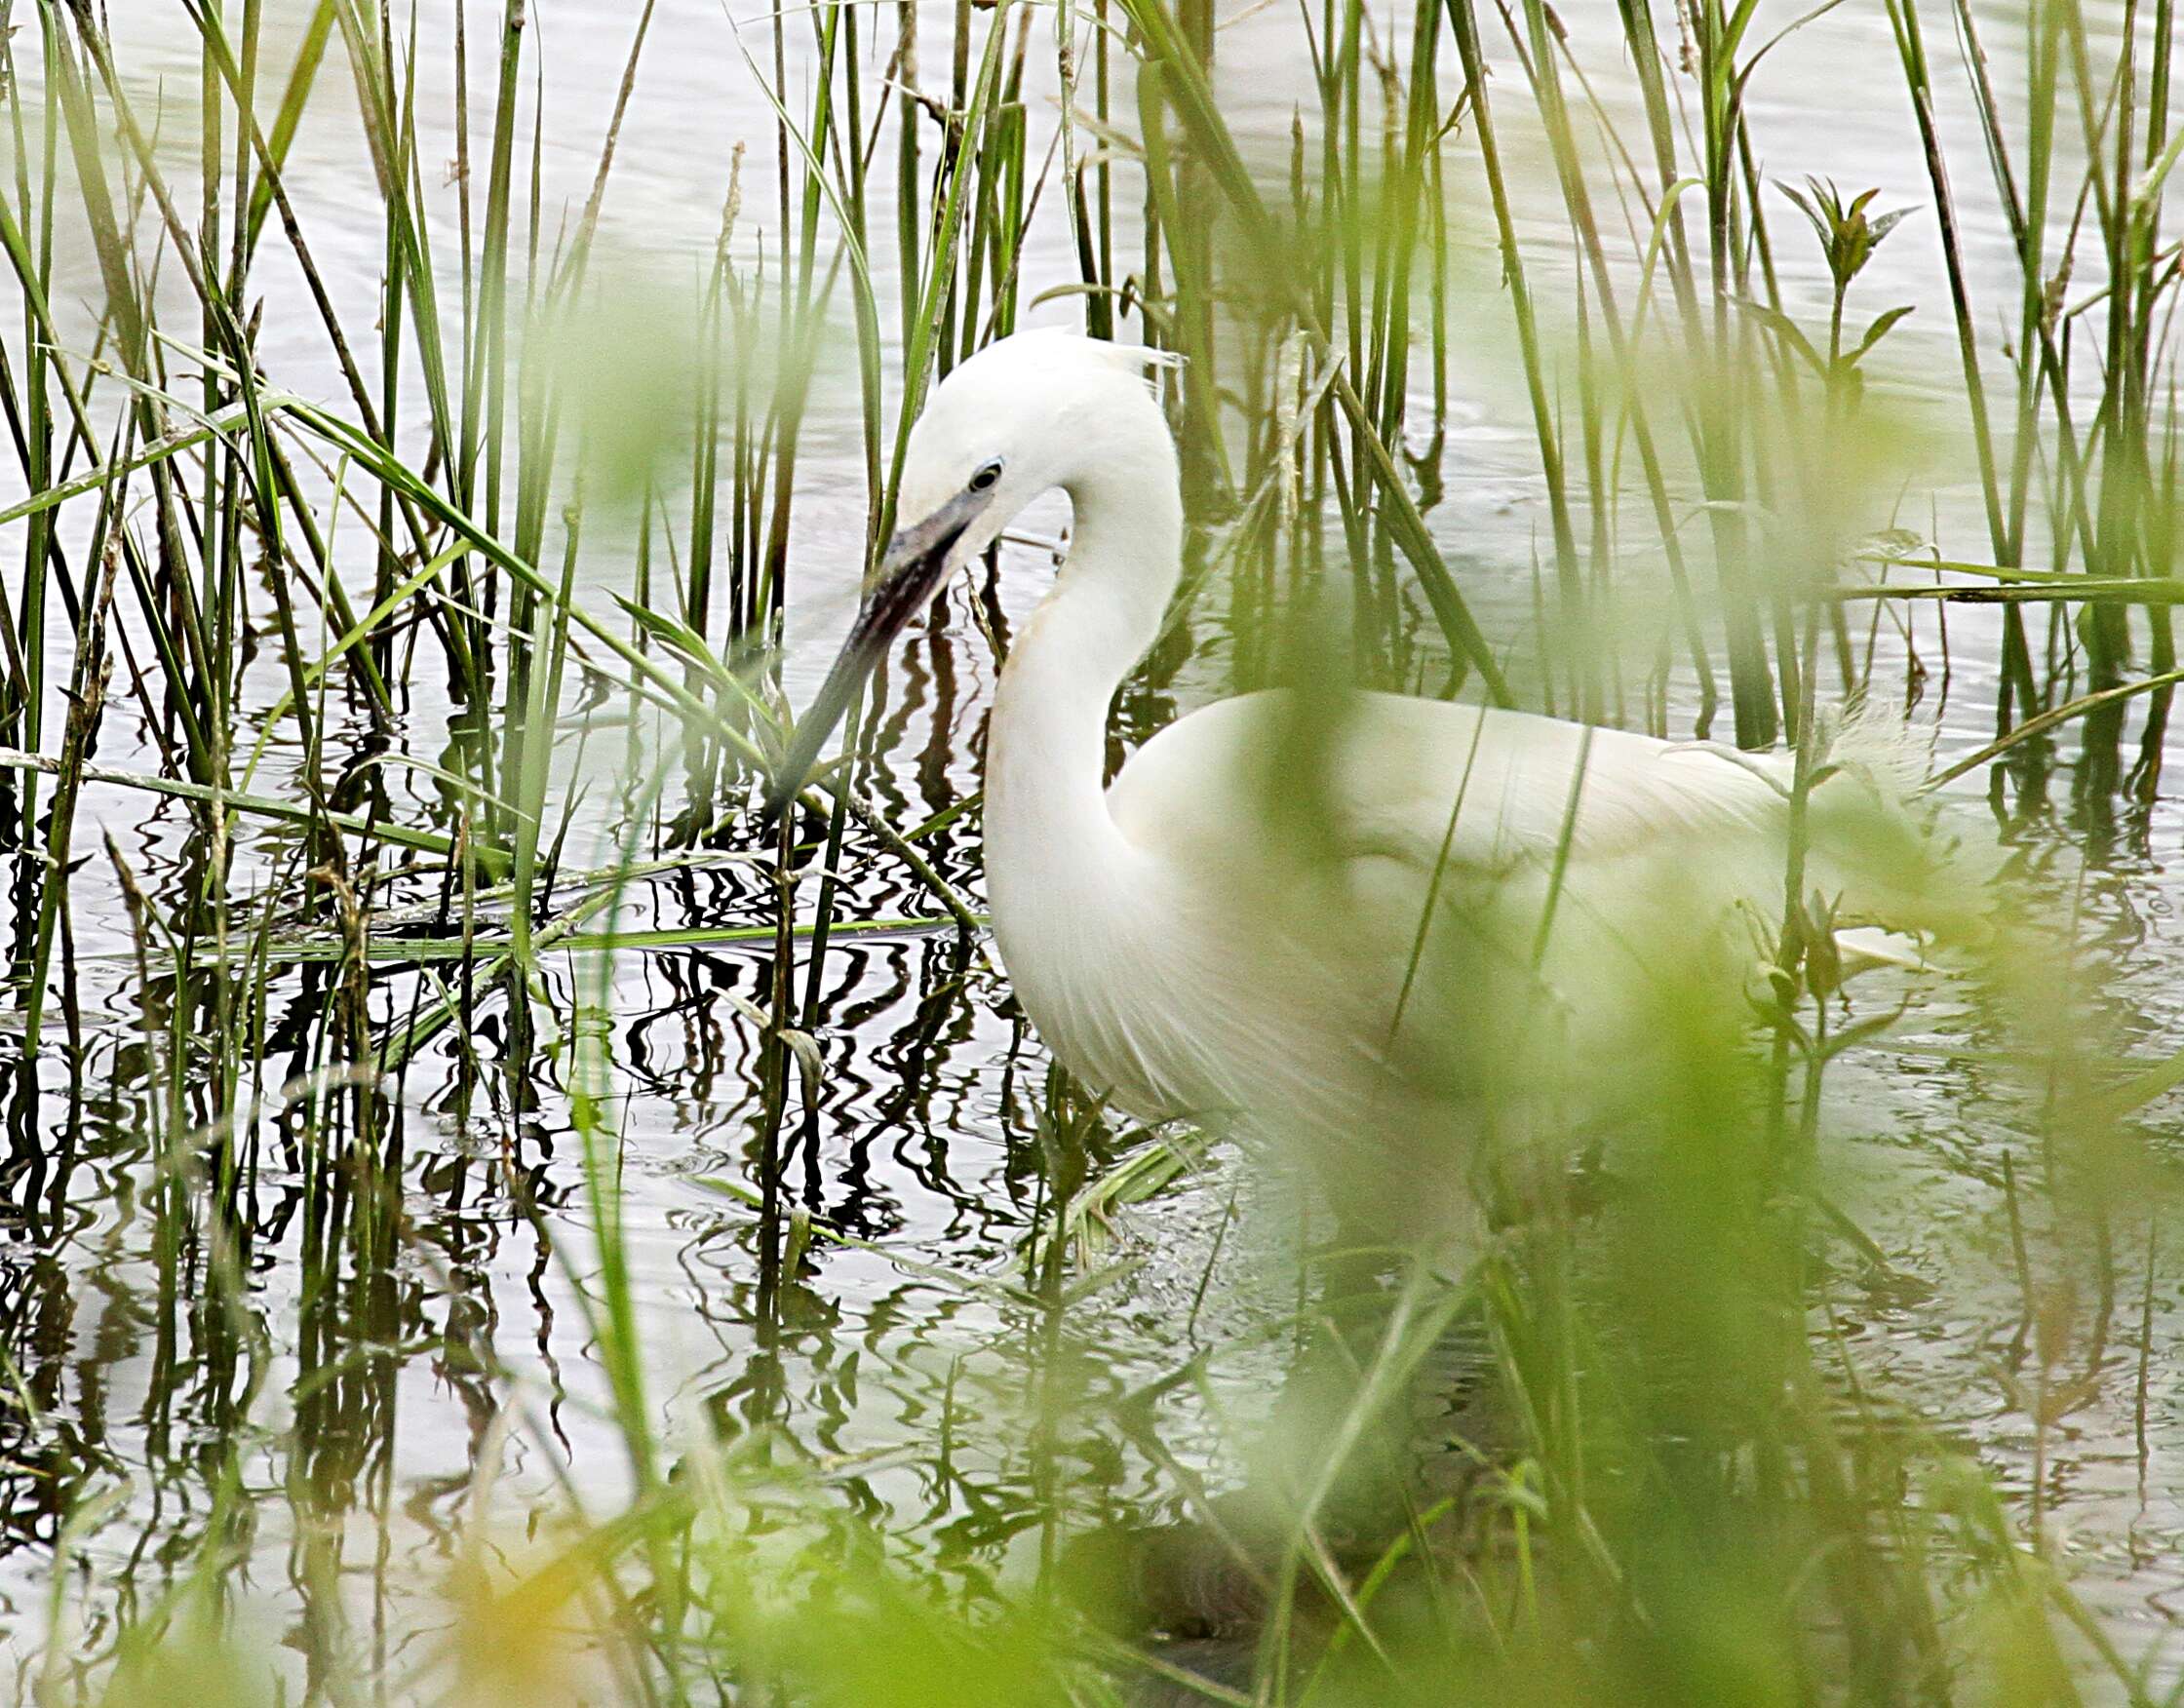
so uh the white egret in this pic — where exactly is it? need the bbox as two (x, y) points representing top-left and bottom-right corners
(768, 330), (1990, 1221)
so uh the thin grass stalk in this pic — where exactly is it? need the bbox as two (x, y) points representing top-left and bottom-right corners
(1509, 0), (1718, 728)
(2138, 0), (2178, 709)
(463, 0), (526, 768)
(1443, 0), (1590, 707)
(48, 14), (225, 782)
(2120, 0), (2179, 690)
(4, 10), (57, 847)
(22, 525), (121, 1056)
(1885, 0), (2039, 674)
(1688, 1), (1777, 747)
(1950, 0), (2051, 725)
(2078, 0), (2153, 683)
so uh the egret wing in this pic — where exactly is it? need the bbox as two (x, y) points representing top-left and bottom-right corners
(1109, 691), (1787, 875)
(1108, 690), (1986, 952)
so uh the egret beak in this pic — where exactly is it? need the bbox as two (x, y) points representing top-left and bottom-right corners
(761, 489), (986, 826)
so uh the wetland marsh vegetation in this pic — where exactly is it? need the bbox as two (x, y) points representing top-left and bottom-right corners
(1, 0), (2183, 1702)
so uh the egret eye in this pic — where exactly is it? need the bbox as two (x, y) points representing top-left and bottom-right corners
(967, 458), (1003, 494)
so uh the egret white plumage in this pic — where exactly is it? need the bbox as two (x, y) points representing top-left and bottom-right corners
(768, 330), (1991, 1221)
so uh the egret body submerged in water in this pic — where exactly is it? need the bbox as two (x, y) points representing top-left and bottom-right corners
(769, 330), (1992, 1223)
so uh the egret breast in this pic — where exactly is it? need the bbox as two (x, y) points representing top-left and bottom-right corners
(986, 803), (1409, 1146)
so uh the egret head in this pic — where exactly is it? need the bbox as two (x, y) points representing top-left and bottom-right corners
(763, 330), (1177, 821)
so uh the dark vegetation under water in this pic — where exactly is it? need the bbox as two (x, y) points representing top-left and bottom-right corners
(0, 0), (2182, 1701)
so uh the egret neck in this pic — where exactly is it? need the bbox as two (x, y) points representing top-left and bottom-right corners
(982, 413), (1186, 951)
